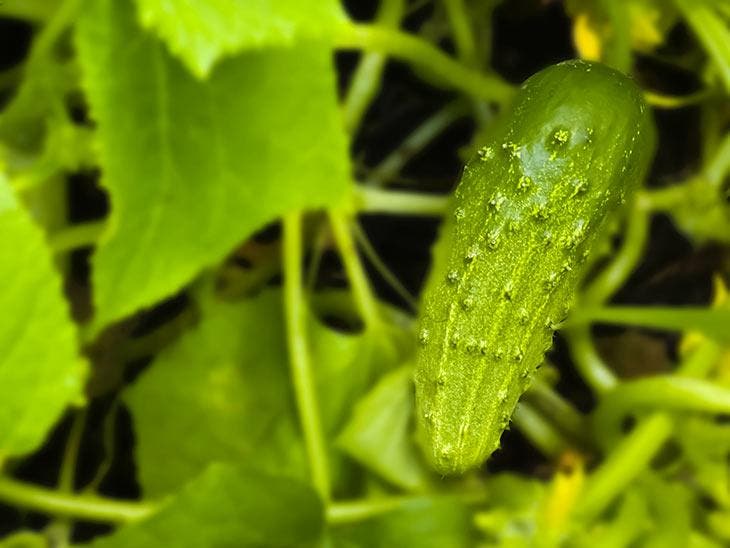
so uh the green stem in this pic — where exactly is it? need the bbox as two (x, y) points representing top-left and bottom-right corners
(566, 325), (618, 394)
(643, 89), (714, 109)
(354, 185), (449, 216)
(28, 0), (82, 64)
(443, 0), (478, 66)
(351, 220), (418, 312)
(0, 475), (156, 523)
(282, 212), (331, 500)
(567, 199), (651, 396)
(83, 400), (119, 494)
(704, 130), (730, 185)
(48, 220), (106, 253)
(58, 409), (86, 492)
(592, 376), (730, 445)
(334, 22), (514, 104)
(328, 209), (381, 330)
(674, 0), (730, 93)
(364, 100), (469, 187)
(581, 200), (651, 306)
(342, 0), (405, 134)
(512, 402), (569, 458)
(678, 338), (722, 379)
(524, 380), (590, 445)
(327, 491), (487, 525)
(0, 0), (60, 22)
(575, 414), (673, 523)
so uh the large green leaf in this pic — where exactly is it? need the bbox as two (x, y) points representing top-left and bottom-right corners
(133, 0), (346, 77)
(85, 463), (323, 547)
(75, 0), (350, 330)
(0, 173), (86, 458)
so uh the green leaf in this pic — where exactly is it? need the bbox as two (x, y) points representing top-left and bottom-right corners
(567, 306), (730, 343)
(126, 287), (403, 497)
(474, 474), (546, 546)
(133, 0), (346, 77)
(0, 172), (86, 458)
(125, 289), (306, 497)
(85, 463), (323, 547)
(337, 366), (431, 492)
(638, 475), (693, 548)
(658, 178), (730, 245)
(332, 495), (476, 548)
(75, 0), (350, 330)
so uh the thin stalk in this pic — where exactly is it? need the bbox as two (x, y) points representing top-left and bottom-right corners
(49, 220), (106, 253)
(351, 220), (418, 312)
(512, 402), (569, 458)
(566, 326), (618, 395)
(581, 199), (651, 306)
(0, 0), (60, 22)
(704, 130), (730, 185)
(0, 476), (156, 523)
(567, 199), (651, 396)
(674, 0), (730, 92)
(327, 491), (487, 525)
(84, 400), (120, 494)
(524, 380), (590, 445)
(575, 414), (673, 523)
(282, 212), (331, 500)
(328, 209), (381, 330)
(364, 100), (469, 187)
(355, 185), (449, 216)
(443, 0), (478, 66)
(342, 0), (406, 134)
(58, 409), (86, 492)
(52, 409), (87, 544)
(643, 89), (714, 109)
(28, 0), (82, 64)
(334, 22), (514, 104)
(592, 376), (730, 444)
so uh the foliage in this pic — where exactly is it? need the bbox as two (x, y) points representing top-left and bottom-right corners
(0, 0), (728, 546)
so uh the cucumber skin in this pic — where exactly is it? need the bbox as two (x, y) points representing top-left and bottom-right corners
(414, 60), (655, 474)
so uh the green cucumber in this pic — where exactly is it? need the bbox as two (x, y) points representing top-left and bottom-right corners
(414, 60), (655, 474)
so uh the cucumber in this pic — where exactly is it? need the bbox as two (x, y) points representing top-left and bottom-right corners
(414, 60), (655, 474)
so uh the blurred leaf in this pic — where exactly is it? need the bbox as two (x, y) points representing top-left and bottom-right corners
(332, 495), (476, 548)
(0, 173), (86, 458)
(126, 288), (406, 497)
(638, 475), (693, 548)
(133, 0), (346, 77)
(75, 0), (350, 331)
(337, 366), (431, 492)
(567, 306), (730, 343)
(85, 463), (323, 547)
(627, 0), (677, 52)
(570, 490), (650, 548)
(125, 290), (306, 497)
(675, 0), (730, 92)
(474, 474), (546, 547)
(676, 417), (730, 507)
(660, 179), (730, 245)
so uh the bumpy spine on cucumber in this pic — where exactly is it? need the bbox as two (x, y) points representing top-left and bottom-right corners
(414, 60), (655, 474)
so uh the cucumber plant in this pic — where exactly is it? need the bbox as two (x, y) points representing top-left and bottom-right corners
(414, 60), (656, 474)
